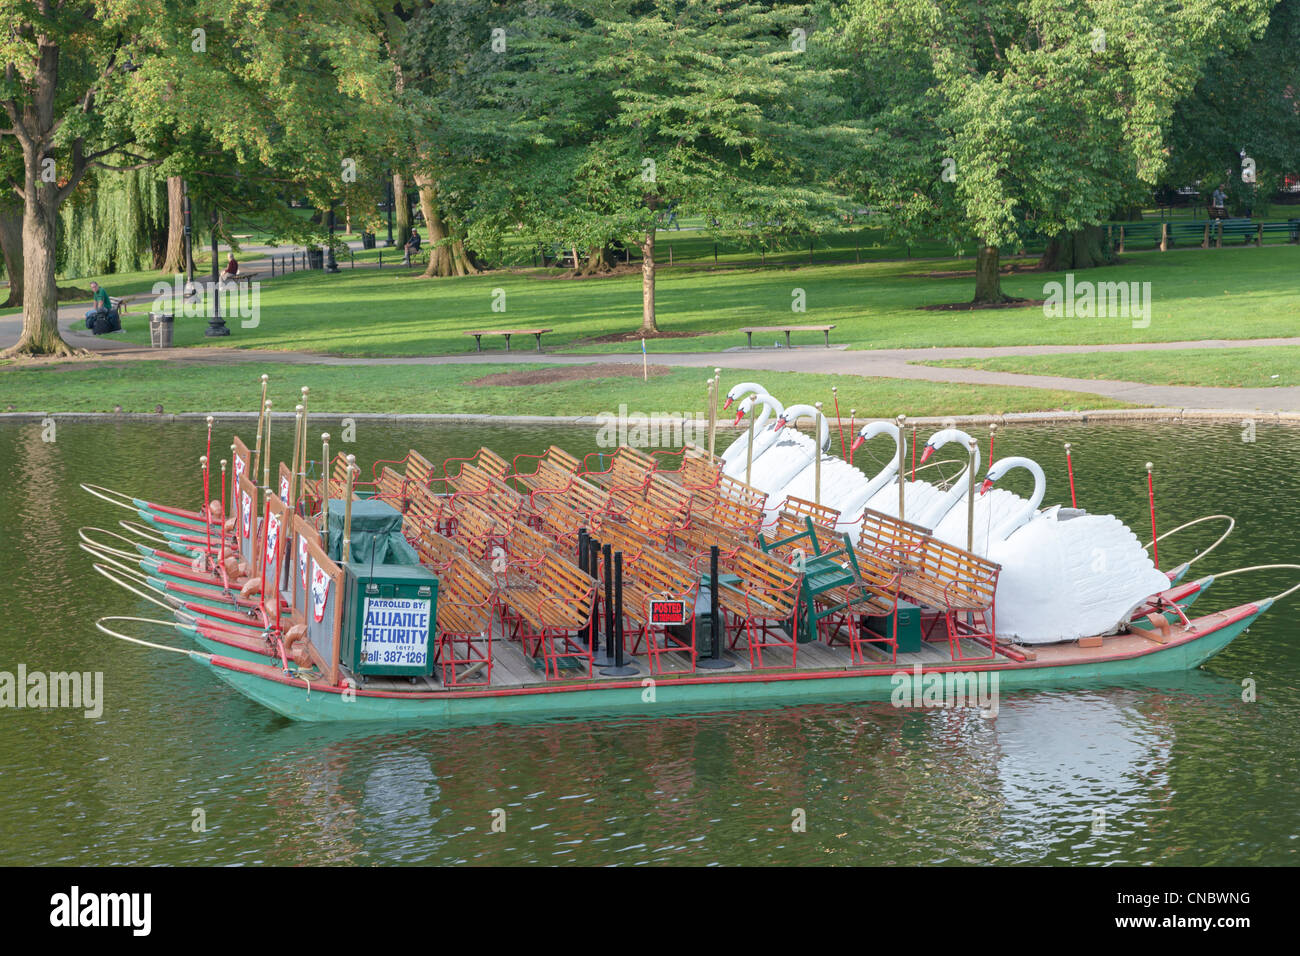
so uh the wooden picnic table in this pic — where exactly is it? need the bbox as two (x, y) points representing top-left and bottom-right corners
(739, 324), (835, 349)
(464, 328), (553, 352)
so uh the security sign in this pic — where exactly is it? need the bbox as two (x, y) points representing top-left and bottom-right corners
(650, 599), (688, 626)
(360, 596), (431, 668)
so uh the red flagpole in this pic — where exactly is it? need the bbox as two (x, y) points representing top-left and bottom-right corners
(1146, 462), (1158, 569)
(1065, 443), (1077, 508)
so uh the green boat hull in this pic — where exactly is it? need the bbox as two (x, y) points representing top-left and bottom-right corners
(200, 603), (1265, 725)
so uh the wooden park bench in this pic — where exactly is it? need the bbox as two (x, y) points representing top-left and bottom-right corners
(739, 324), (835, 349)
(676, 495), (764, 558)
(443, 446), (510, 482)
(497, 552), (597, 679)
(434, 554), (497, 687)
(405, 482), (451, 536)
(898, 536), (1001, 662)
(716, 543), (804, 669)
(620, 547), (701, 674)
(404, 519), (464, 572)
(463, 328), (553, 352)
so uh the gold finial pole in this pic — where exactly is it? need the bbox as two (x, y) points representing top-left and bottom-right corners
(342, 453), (357, 564)
(251, 374), (269, 480)
(290, 403), (304, 506)
(319, 432), (331, 532)
(262, 399), (272, 492)
(896, 414), (907, 522)
(745, 394), (756, 488)
(966, 437), (978, 553)
(298, 386), (310, 502)
(814, 402), (824, 506)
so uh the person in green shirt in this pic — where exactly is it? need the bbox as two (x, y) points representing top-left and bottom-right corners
(84, 281), (114, 330)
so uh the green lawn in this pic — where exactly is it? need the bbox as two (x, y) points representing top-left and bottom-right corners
(0, 361), (1131, 417)
(46, 243), (1298, 358)
(921, 346), (1300, 388)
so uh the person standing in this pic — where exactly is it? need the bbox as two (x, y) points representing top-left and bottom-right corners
(1210, 183), (1227, 218)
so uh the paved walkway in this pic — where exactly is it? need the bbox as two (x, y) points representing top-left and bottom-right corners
(3, 241), (1296, 413)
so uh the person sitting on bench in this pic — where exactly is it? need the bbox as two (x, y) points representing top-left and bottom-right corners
(221, 253), (239, 284)
(83, 281), (121, 334)
(403, 228), (421, 265)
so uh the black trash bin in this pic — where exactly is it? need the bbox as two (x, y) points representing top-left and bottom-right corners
(361, 232), (376, 250)
(306, 247), (325, 269)
(1290, 219), (1299, 243)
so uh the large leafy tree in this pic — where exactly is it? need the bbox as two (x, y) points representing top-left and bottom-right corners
(836, 0), (1278, 302)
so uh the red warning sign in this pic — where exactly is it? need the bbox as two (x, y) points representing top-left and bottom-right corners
(650, 599), (688, 626)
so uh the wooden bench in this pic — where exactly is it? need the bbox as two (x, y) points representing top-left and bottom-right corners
(463, 328), (553, 353)
(404, 519), (464, 572)
(449, 462), (524, 520)
(443, 446), (510, 481)
(760, 496), (841, 557)
(716, 544), (804, 669)
(898, 537), (1000, 662)
(405, 482), (449, 536)
(620, 547), (701, 674)
(434, 554), (496, 687)
(449, 499), (510, 562)
(497, 552), (596, 679)
(739, 324), (835, 349)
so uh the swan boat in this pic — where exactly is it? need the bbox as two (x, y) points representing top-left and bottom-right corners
(79, 391), (1293, 725)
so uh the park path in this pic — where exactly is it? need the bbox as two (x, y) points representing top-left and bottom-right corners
(2, 237), (1297, 413)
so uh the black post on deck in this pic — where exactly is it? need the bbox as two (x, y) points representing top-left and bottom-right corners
(698, 543), (733, 669)
(601, 550), (638, 676)
(578, 528), (594, 651)
(602, 543), (614, 655)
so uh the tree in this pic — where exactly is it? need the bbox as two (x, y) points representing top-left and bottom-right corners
(836, 0), (1278, 302)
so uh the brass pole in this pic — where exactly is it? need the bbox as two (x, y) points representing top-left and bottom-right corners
(745, 394), (756, 487)
(342, 453), (356, 564)
(289, 403), (303, 506)
(262, 399), (272, 493)
(251, 374), (269, 481)
(319, 432), (331, 533)
(298, 386), (310, 504)
(896, 414), (907, 522)
(814, 402), (824, 506)
(966, 438), (978, 553)
(706, 378), (717, 459)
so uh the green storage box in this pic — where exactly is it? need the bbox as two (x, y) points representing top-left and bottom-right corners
(341, 563), (439, 678)
(862, 599), (923, 654)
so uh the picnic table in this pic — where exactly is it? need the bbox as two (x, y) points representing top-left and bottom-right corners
(464, 328), (553, 352)
(739, 324), (835, 349)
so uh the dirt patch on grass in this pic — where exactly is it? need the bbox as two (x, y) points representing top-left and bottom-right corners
(582, 329), (709, 344)
(468, 363), (674, 387)
(918, 298), (1045, 312)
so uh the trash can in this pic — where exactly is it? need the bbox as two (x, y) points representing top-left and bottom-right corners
(361, 232), (376, 250)
(306, 247), (325, 269)
(1290, 219), (1299, 243)
(149, 312), (174, 348)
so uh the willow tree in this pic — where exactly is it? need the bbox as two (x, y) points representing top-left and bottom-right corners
(59, 167), (168, 276)
(837, 0), (1278, 302)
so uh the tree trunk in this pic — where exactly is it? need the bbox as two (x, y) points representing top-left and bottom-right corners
(580, 245), (615, 275)
(8, 178), (71, 356)
(972, 243), (1010, 304)
(160, 176), (186, 273)
(0, 198), (24, 308)
(414, 171), (481, 277)
(640, 229), (658, 333)
(393, 172), (411, 250)
(1039, 225), (1114, 271)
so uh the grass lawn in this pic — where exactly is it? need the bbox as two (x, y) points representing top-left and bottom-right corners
(0, 361), (1131, 417)
(920, 346), (1300, 388)
(43, 243), (1297, 359)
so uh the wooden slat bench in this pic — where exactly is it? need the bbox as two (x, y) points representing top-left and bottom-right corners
(739, 324), (835, 349)
(620, 547), (701, 674)
(716, 544), (803, 669)
(899, 537), (1000, 662)
(463, 328), (553, 352)
(497, 552), (596, 679)
(443, 446), (510, 481)
(434, 553), (497, 687)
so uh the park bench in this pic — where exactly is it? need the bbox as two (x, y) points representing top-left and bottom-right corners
(1112, 221), (1163, 253)
(326, 453), (368, 499)
(531, 470), (615, 522)
(674, 497), (763, 558)
(404, 519), (464, 573)
(433, 553), (497, 688)
(739, 324), (835, 349)
(1216, 218), (1258, 247)
(611, 500), (677, 552)
(405, 482), (451, 536)
(443, 446), (510, 482)
(1166, 221), (1212, 249)
(716, 543), (804, 669)
(643, 472), (694, 527)
(620, 547), (702, 674)
(898, 536), (1001, 662)
(497, 552), (597, 679)
(533, 498), (591, 551)
(449, 462), (525, 521)
(463, 328), (553, 353)
(1258, 220), (1300, 244)
(760, 496), (841, 552)
(449, 499), (511, 563)
(511, 445), (582, 484)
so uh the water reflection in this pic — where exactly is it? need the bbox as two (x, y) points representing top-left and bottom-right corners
(0, 419), (1297, 865)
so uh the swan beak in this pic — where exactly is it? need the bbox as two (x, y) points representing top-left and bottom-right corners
(850, 435), (865, 453)
(732, 409), (744, 426)
(979, 478), (993, 496)
(919, 445), (935, 464)
(722, 396), (734, 411)
(774, 418), (788, 432)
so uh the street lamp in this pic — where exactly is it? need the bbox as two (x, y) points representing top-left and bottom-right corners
(205, 209), (229, 337)
(325, 203), (340, 273)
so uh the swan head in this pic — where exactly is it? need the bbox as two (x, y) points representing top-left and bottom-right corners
(919, 426), (972, 464)
(850, 420), (897, 454)
(732, 393), (758, 426)
(724, 382), (767, 411)
(981, 455), (1036, 495)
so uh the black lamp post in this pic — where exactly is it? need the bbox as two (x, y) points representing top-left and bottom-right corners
(182, 181), (193, 287)
(325, 203), (340, 273)
(385, 175), (394, 247)
(205, 209), (229, 336)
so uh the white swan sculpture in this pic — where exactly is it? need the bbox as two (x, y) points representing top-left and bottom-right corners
(746, 403), (832, 518)
(919, 428), (1035, 551)
(721, 390), (784, 473)
(981, 456), (1172, 644)
(851, 422), (950, 530)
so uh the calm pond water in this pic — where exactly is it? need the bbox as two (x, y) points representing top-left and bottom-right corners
(0, 416), (1296, 866)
